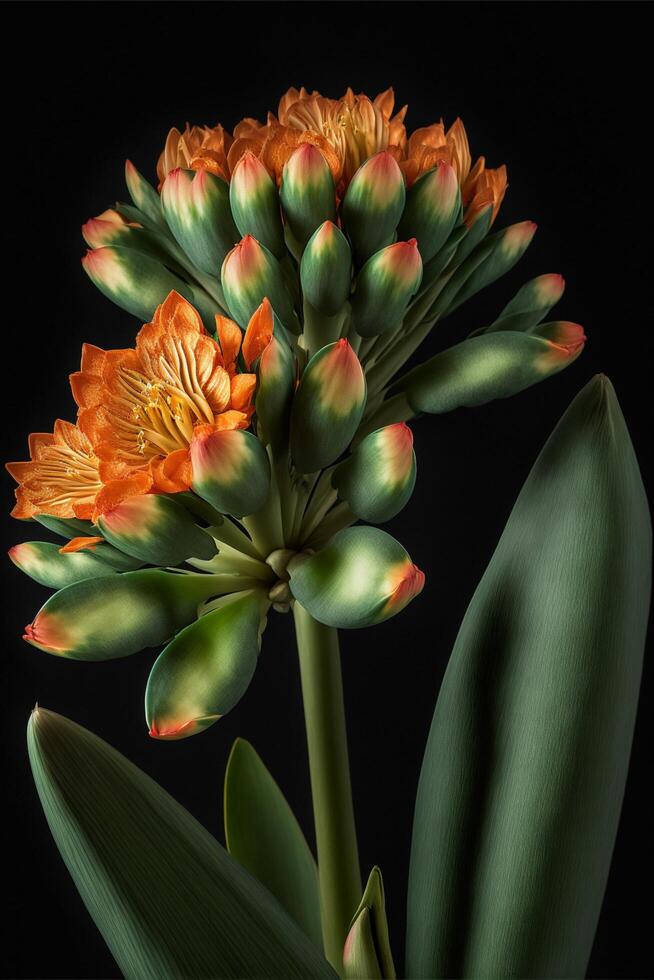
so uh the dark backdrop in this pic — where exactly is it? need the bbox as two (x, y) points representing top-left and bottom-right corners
(2, 3), (652, 978)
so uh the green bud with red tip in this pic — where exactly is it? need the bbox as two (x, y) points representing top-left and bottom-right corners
(481, 273), (566, 334)
(8, 541), (117, 590)
(23, 569), (237, 661)
(343, 867), (396, 980)
(342, 151), (406, 261)
(191, 428), (271, 518)
(161, 168), (239, 276)
(290, 339), (366, 473)
(398, 163), (461, 264)
(280, 143), (337, 248)
(333, 423), (417, 524)
(230, 152), (285, 258)
(300, 221), (352, 315)
(145, 590), (268, 740)
(351, 239), (423, 337)
(222, 235), (299, 333)
(124, 159), (166, 228)
(96, 493), (216, 567)
(396, 323), (586, 415)
(82, 245), (195, 323)
(288, 526), (424, 629)
(255, 335), (296, 453)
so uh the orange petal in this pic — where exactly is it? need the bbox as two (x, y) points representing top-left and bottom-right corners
(6, 460), (34, 482)
(58, 536), (104, 555)
(150, 449), (193, 493)
(70, 370), (103, 410)
(213, 409), (252, 431)
(230, 373), (257, 412)
(80, 343), (106, 374)
(28, 433), (55, 459)
(92, 471), (153, 522)
(215, 315), (242, 371)
(242, 297), (274, 370)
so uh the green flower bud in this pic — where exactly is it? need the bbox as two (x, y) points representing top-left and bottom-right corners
(288, 526), (424, 629)
(96, 494), (216, 566)
(161, 168), (239, 276)
(82, 245), (194, 323)
(333, 423), (417, 523)
(342, 151), (406, 262)
(222, 235), (299, 333)
(481, 273), (566, 334)
(343, 867), (396, 980)
(255, 336), (296, 453)
(397, 163), (461, 264)
(191, 428), (271, 518)
(280, 143), (337, 247)
(300, 221), (352, 315)
(351, 240), (423, 337)
(8, 541), (117, 590)
(145, 590), (268, 740)
(290, 340), (366, 473)
(230, 152), (286, 258)
(124, 159), (167, 229)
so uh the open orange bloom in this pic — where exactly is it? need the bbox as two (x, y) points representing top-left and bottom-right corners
(70, 291), (267, 519)
(157, 87), (506, 223)
(6, 421), (103, 520)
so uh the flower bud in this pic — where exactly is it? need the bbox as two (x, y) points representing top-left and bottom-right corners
(191, 428), (271, 518)
(342, 151), (406, 261)
(482, 273), (566, 334)
(300, 221), (352, 315)
(230, 152), (285, 258)
(8, 541), (116, 590)
(255, 335), (296, 452)
(290, 339), (366, 473)
(222, 235), (299, 333)
(23, 569), (230, 660)
(82, 245), (194, 323)
(397, 324), (586, 415)
(161, 168), (239, 276)
(145, 591), (267, 740)
(96, 493), (216, 567)
(398, 163), (461, 264)
(343, 867), (395, 980)
(280, 143), (337, 248)
(124, 159), (166, 228)
(351, 240), (423, 338)
(333, 423), (416, 523)
(288, 526), (424, 628)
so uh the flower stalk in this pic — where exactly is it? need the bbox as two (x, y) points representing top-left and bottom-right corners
(293, 603), (361, 974)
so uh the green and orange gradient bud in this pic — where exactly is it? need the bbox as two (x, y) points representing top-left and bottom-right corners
(23, 569), (231, 661)
(300, 220), (352, 315)
(145, 590), (268, 740)
(255, 334), (296, 452)
(191, 427), (271, 518)
(483, 273), (566, 334)
(289, 526), (425, 628)
(9, 541), (116, 590)
(279, 142), (337, 247)
(333, 423), (417, 523)
(351, 239), (423, 337)
(161, 167), (238, 276)
(398, 162), (461, 263)
(221, 235), (298, 333)
(342, 150), (406, 261)
(230, 152), (285, 258)
(397, 324), (586, 415)
(82, 245), (194, 324)
(290, 339), (366, 473)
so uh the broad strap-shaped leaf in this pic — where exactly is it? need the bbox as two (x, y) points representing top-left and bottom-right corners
(224, 738), (323, 947)
(28, 708), (336, 980)
(343, 867), (396, 979)
(288, 527), (424, 629)
(406, 375), (651, 979)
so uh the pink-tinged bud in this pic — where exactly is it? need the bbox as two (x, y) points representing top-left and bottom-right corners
(333, 422), (417, 523)
(290, 339), (367, 473)
(280, 143), (337, 247)
(124, 159), (166, 227)
(9, 540), (115, 590)
(82, 209), (140, 249)
(230, 152), (285, 258)
(484, 273), (567, 334)
(300, 220), (353, 315)
(342, 150), (406, 260)
(351, 239), (423, 337)
(161, 167), (238, 276)
(190, 427), (271, 518)
(398, 162), (461, 263)
(82, 245), (193, 323)
(221, 235), (298, 332)
(96, 493), (215, 567)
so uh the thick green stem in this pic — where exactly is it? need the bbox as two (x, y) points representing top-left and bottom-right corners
(293, 604), (361, 974)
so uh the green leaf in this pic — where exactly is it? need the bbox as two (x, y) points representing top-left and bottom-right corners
(406, 375), (651, 979)
(224, 738), (323, 948)
(343, 867), (396, 979)
(288, 526), (424, 629)
(28, 708), (336, 980)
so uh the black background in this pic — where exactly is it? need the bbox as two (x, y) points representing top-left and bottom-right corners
(2, 3), (652, 978)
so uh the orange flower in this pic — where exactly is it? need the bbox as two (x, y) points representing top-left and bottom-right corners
(157, 87), (507, 224)
(70, 291), (266, 518)
(6, 421), (103, 520)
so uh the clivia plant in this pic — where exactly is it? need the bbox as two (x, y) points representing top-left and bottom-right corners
(8, 87), (650, 979)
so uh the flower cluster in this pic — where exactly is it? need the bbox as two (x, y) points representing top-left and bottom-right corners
(8, 86), (585, 740)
